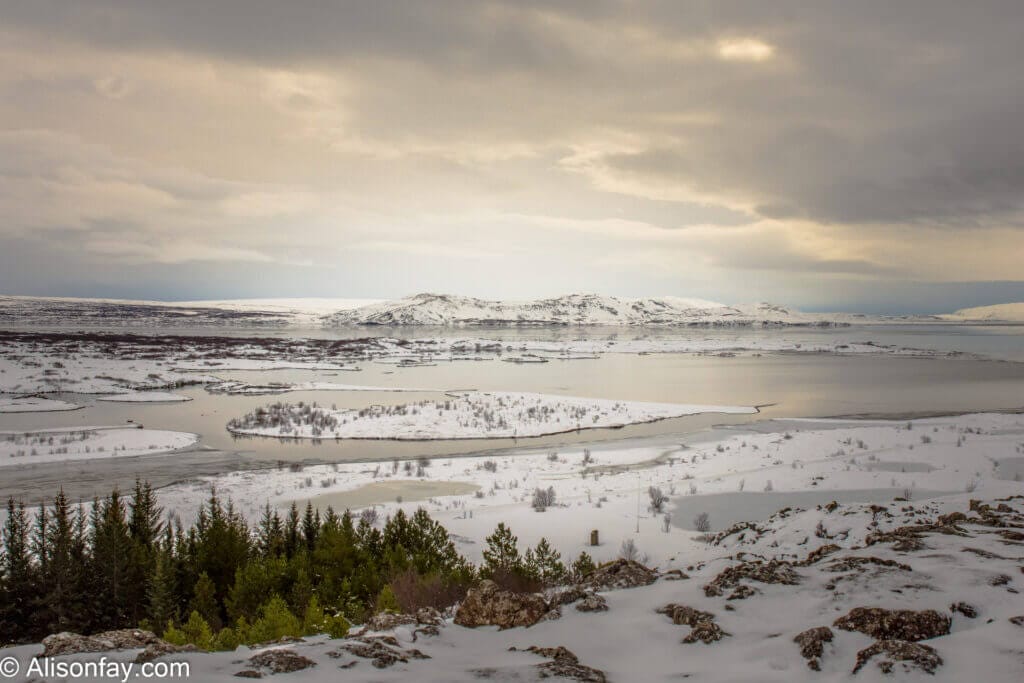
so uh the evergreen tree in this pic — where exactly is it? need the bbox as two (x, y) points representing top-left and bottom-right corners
(190, 572), (221, 631)
(284, 503), (300, 558)
(0, 499), (33, 643)
(147, 547), (178, 630)
(482, 523), (522, 578)
(525, 538), (567, 587)
(301, 502), (319, 553)
(90, 489), (133, 630)
(570, 552), (596, 583)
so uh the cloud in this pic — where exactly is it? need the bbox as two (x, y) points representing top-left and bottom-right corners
(0, 1), (1022, 306)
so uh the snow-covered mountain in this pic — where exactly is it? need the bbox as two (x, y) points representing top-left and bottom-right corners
(943, 302), (1024, 322)
(323, 293), (858, 327)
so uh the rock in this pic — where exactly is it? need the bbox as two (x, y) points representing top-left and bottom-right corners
(657, 604), (715, 627)
(834, 607), (951, 642)
(364, 611), (416, 631)
(42, 629), (163, 657)
(1009, 616), (1024, 627)
(793, 627), (833, 671)
(852, 639), (943, 675)
(800, 544), (841, 565)
(513, 645), (607, 682)
(241, 649), (316, 676)
(330, 635), (429, 668)
(550, 586), (589, 606)
(949, 602), (978, 619)
(133, 642), (198, 664)
(662, 568), (690, 581)
(454, 580), (551, 629)
(581, 559), (658, 591)
(703, 559), (800, 597)
(575, 593), (608, 613)
(682, 621), (728, 644)
(657, 604), (728, 644)
(727, 585), (758, 600)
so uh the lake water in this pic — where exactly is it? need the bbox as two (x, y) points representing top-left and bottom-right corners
(3, 324), (1024, 500)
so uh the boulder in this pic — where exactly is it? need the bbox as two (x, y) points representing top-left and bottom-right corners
(834, 607), (950, 642)
(454, 580), (551, 629)
(852, 639), (942, 675)
(575, 593), (608, 613)
(581, 559), (658, 591)
(793, 627), (833, 671)
(42, 629), (163, 657)
(657, 604), (729, 644)
(239, 649), (316, 677)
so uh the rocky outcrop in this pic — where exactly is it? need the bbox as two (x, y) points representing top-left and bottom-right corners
(793, 627), (833, 671)
(703, 559), (800, 598)
(236, 649), (316, 677)
(329, 635), (429, 669)
(513, 645), (607, 682)
(657, 604), (729, 644)
(852, 639), (943, 675)
(834, 607), (950, 642)
(42, 629), (164, 657)
(454, 580), (551, 629)
(581, 559), (658, 591)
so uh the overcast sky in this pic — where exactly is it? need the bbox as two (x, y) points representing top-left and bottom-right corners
(1, 1), (1023, 312)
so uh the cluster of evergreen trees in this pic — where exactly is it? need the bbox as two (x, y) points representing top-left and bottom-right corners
(0, 482), (596, 649)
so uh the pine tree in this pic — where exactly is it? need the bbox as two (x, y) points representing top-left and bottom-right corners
(147, 548), (178, 630)
(190, 572), (221, 631)
(570, 552), (596, 583)
(90, 489), (133, 630)
(301, 503), (319, 553)
(482, 523), (522, 578)
(284, 503), (300, 558)
(526, 538), (566, 587)
(0, 499), (33, 643)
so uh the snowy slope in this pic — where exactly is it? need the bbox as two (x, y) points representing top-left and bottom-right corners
(944, 302), (1024, 322)
(325, 293), (861, 327)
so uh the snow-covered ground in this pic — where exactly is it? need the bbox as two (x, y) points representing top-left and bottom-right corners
(225, 392), (757, 440)
(161, 411), (1024, 558)
(0, 396), (81, 413)
(0, 426), (199, 467)
(73, 411), (1018, 683)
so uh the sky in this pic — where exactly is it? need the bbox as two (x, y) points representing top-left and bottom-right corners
(1, 1), (1023, 313)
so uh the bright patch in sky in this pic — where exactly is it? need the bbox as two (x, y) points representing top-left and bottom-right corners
(716, 38), (775, 62)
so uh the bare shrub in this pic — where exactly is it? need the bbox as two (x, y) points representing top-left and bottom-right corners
(389, 568), (469, 612)
(360, 507), (380, 526)
(648, 486), (668, 513)
(619, 538), (640, 562)
(532, 486), (556, 511)
(693, 512), (711, 533)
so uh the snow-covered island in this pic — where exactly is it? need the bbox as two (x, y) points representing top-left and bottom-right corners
(0, 426), (199, 467)
(226, 391), (758, 440)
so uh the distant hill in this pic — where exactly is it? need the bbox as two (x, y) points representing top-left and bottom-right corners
(943, 302), (1024, 322)
(323, 293), (866, 327)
